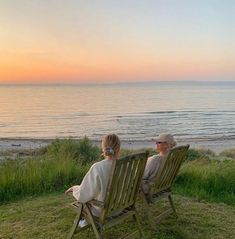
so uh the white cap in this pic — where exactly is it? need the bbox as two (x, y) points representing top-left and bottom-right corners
(155, 133), (177, 148)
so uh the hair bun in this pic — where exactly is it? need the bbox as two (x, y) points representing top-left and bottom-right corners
(104, 147), (114, 155)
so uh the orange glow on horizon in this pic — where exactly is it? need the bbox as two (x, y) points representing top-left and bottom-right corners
(1, 1), (234, 84)
(1, 49), (234, 84)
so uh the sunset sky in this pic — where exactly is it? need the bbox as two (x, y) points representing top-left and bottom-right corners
(0, 0), (234, 84)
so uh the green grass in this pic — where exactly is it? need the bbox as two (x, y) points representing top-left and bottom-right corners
(1, 140), (235, 238)
(0, 192), (234, 239)
(0, 138), (235, 206)
(0, 138), (100, 203)
(174, 157), (235, 205)
(0, 155), (89, 203)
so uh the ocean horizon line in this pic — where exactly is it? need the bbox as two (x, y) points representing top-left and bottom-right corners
(0, 80), (234, 87)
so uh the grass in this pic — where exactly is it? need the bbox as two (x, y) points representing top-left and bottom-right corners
(0, 138), (100, 203)
(0, 192), (234, 239)
(174, 156), (235, 205)
(1, 139), (235, 238)
(0, 138), (235, 205)
(0, 156), (89, 203)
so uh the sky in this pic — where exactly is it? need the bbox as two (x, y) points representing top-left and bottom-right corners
(0, 0), (235, 84)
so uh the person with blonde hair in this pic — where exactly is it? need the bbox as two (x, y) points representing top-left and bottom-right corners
(65, 134), (121, 221)
(143, 133), (176, 193)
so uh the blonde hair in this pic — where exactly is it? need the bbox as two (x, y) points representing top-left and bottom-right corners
(102, 134), (120, 157)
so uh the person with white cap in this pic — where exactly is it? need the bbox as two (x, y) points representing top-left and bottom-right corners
(142, 133), (177, 193)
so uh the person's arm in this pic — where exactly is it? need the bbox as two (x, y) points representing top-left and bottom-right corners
(72, 165), (101, 203)
(143, 156), (155, 180)
(65, 185), (79, 195)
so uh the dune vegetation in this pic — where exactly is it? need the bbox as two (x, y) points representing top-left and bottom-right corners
(0, 138), (235, 238)
(0, 138), (234, 205)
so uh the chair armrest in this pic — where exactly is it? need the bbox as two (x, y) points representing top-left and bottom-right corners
(87, 199), (104, 208)
(70, 200), (104, 208)
(142, 179), (154, 187)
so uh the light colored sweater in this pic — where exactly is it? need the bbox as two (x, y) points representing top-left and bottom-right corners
(142, 154), (165, 193)
(143, 154), (164, 181)
(72, 159), (114, 217)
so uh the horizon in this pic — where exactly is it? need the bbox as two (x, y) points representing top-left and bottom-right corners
(1, 0), (235, 84)
(0, 79), (234, 87)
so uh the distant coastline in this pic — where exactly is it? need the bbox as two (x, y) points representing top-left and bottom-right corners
(0, 80), (235, 86)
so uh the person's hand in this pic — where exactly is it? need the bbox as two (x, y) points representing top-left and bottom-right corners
(65, 186), (73, 195)
(65, 185), (80, 195)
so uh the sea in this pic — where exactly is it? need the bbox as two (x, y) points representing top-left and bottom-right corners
(0, 81), (235, 150)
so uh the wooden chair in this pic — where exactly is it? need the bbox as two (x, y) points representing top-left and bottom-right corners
(141, 145), (189, 228)
(68, 151), (148, 239)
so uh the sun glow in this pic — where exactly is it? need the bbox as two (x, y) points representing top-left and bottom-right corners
(0, 1), (234, 84)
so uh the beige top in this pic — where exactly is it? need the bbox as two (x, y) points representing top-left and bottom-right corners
(72, 159), (114, 217)
(143, 154), (164, 181)
(142, 154), (165, 194)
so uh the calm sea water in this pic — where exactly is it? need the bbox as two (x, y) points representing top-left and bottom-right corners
(0, 81), (235, 144)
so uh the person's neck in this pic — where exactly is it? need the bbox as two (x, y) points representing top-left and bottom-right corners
(159, 150), (169, 156)
(105, 156), (117, 160)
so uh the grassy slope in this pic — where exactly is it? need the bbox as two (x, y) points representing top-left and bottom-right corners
(0, 193), (234, 239)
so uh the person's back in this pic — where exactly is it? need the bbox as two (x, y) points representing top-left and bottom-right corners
(65, 134), (121, 217)
(72, 159), (114, 216)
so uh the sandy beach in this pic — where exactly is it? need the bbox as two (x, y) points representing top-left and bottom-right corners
(0, 137), (234, 154)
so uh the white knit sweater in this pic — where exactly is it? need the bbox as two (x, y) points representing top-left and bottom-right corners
(72, 159), (114, 217)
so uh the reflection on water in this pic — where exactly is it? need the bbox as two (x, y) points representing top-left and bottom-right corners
(0, 81), (234, 142)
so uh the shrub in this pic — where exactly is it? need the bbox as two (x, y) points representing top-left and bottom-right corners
(196, 148), (216, 157)
(46, 137), (101, 164)
(219, 148), (235, 159)
(186, 148), (215, 161)
(185, 148), (202, 161)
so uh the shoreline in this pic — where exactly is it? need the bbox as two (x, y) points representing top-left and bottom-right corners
(0, 137), (234, 154)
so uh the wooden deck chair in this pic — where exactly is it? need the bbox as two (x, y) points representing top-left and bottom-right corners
(68, 151), (148, 239)
(141, 145), (189, 228)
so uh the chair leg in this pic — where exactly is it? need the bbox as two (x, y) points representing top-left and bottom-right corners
(84, 204), (104, 239)
(168, 195), (177, 217)
(133, 213), (146, 239)
(142, 196), (155, 229)
(67, 204), (83, 239)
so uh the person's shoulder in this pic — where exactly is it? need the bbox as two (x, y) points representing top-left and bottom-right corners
(148, 154), (160, 161)
(90, 159), (112, 170)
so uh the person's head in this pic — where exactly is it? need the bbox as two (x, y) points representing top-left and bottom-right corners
(155, 133), (176, 155)
(102, 134), (120, 159)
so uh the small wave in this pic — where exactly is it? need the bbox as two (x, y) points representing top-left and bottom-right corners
(144, 110), (235, 115)
(146, 111), (177, 114)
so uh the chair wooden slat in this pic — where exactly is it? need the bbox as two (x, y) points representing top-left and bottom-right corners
(120, 160), (134, 205)
(141, 145), (189, 228)
(68, 151), (148, 239)
(107, 162), (125, 213)
(122, 158), (139, 206)
(104, 154), (146, 216)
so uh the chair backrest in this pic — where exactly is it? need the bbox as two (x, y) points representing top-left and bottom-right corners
(151, 145), (189, 195)
(100, 152), (148, 221)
